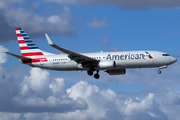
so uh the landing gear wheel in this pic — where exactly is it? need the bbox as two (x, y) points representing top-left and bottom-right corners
(158, 70), (161, 74)
(94, 73), (100, 79)
(87, 70), (93, 76)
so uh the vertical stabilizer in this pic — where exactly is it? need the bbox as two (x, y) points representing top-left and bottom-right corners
(15, 27), (53, 57)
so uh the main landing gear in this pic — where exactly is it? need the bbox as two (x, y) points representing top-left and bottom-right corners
(94, 70), (100, 79)
(87, 70), (100, 79)
(87, 70), (93, 76)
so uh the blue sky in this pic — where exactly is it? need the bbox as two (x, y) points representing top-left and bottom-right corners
(0, 0), (180, 119)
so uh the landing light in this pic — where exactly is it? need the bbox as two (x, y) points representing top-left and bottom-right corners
(159, 65), (167, 69)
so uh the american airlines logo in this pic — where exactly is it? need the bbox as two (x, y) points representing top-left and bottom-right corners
(106, 53), (146, 60)
(145, 51), (153, 59)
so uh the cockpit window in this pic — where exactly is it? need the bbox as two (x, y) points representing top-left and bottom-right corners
(162, 54), (170, 56)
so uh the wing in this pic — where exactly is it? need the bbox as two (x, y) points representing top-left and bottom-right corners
(45, 34), (99, 68)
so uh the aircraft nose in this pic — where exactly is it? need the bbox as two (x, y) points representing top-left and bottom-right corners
(170, 57), (177, 63)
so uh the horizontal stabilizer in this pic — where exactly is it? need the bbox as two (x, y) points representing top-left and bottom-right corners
(5, 52), (31, 60)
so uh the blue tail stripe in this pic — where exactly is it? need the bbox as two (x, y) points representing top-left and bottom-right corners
(20, 31), (25, 33)
(18, 27), (22, 30)
(24, 37), (31, 39)
(28, 47), (39, 49)
(22, 34), (28, 37)
(24, 40), (32, 43)
(27, 44), (36, 46)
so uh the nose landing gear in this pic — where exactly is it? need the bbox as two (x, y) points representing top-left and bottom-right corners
(158, 65), (167, 74)
(158, 70), (161, 74)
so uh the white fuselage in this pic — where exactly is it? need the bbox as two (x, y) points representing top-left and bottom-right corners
(8, 27), (177, 79)
(25, 50), (177, 71)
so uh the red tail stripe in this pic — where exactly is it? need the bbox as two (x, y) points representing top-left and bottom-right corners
(20, 46), (29, 50)
(15, 28), (19, 31)
(16, 34), (22, 37)
(18, 40), (26, 44)
(22, 52), (44, 56)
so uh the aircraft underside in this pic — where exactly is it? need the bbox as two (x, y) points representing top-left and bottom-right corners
(29, 60), (170, 79)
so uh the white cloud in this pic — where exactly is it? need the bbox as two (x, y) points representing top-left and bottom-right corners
(49, 78), (67, 96)
(122, 93), (154, 116)
(62, 81), (165, 120)
(0, 48), (87, 113)
(148, 112), (159, 118)
(0, 45), (8, 64)
(47, 15), (62, 24)
(0, 112), (23, 120)
(87, 17), (110, 28)
(0, 0), (22, 9)
(20, 68), (51, 96)
(1, 45), (180, 120)
(0, 1), (76, 42)
(13, 68), (87, 112)
(3, 7), (76, 36)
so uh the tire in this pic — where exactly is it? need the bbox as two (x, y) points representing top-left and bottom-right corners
(87, 70), (93, 76)
(94, 74), (100, 79)
(158, 70), (161, 74)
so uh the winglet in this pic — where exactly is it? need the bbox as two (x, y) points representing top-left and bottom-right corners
(45, 33), (54, 45)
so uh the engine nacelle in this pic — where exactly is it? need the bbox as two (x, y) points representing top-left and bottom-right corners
(106, 69), (126, 75)
(97, 60), (116, 70)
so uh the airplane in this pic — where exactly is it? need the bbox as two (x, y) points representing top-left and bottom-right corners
(5, 27), (177, 79)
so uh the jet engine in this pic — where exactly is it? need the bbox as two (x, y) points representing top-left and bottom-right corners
(106, 69), (126, 75)
(97, 60), (116, 70)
